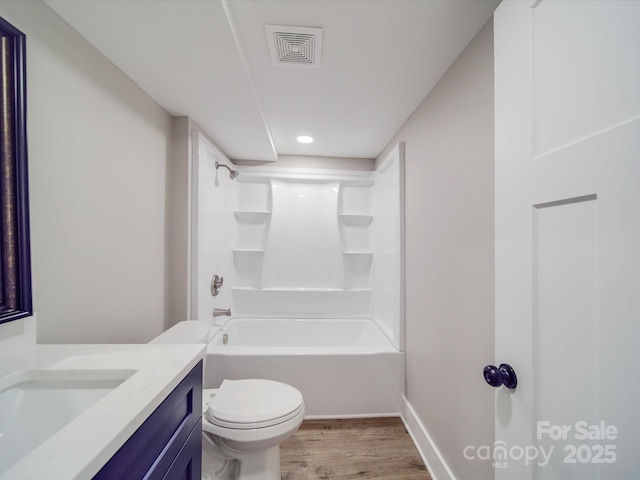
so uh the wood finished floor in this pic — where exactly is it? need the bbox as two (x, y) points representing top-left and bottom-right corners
(280, 418), (431, 480)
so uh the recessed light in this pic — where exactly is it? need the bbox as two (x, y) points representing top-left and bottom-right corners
(296, 135), (314, 144)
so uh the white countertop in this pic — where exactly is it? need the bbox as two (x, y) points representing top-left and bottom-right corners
(0, 342), (206, 480)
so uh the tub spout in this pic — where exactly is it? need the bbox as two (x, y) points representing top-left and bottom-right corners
(213, 308), (231, 317)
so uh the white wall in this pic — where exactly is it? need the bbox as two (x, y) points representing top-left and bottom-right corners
(169, 118), (231, 327)
(0, 1), (172, 343)
(372, 144), (405, 350)
(167, 117), (190, 330)
(377, 20), (495, 480)
(192, 132), (235, 324)
(0, 316), (36, 353)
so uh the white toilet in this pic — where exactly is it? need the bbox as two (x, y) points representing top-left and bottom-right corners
(150, 321), (305, 480)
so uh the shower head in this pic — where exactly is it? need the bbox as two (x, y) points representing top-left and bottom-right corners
(215, 161), (240, 180)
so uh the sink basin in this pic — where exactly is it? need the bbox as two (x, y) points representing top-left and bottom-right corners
(0, 369), (135, 473)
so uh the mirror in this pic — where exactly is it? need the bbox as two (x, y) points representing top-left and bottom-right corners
(0, 16), (31, 325)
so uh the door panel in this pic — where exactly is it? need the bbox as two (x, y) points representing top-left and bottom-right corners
(533, 0), (640, 156)
(495, 1), (640, 479)
(534, 197), (599, 479)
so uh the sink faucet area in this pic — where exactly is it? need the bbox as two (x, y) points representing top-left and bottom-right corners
(0, 342), (205, 479)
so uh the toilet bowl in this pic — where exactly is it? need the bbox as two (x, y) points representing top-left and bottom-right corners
(202, 379), (304, 480)
(150, 321), (305, 480)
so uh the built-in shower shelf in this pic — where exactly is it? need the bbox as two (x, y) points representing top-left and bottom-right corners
(343, 251), (373, 257)
(338, 214), (373, 226)
(234, 211), (271, 222)
(233, 249), (265, 254)
(233, 287), (372, 292)
(263, 288), (344, 292)
(340, 179), (374, 188)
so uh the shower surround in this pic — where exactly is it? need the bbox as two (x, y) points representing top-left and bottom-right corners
(191, 133), (405, 416)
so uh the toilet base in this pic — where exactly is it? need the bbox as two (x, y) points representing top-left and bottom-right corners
(201, 433), (239, 480)
(202, 433), (281, 480)
(235, 445), (280, 480)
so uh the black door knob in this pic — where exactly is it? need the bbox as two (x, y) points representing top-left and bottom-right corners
(483, 363), (517, 389)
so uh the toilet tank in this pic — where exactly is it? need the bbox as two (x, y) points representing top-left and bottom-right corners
(150, 321), (216, 344)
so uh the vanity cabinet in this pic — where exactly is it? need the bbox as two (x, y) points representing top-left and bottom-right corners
(93, 361), (203, 480)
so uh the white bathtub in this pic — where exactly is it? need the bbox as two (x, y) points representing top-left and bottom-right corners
(205, 318), (404, 418)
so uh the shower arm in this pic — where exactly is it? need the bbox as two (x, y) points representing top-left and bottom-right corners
(215, 161), (239, 179)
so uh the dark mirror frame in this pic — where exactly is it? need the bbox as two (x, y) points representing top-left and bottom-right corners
(0, 16), (31, 325)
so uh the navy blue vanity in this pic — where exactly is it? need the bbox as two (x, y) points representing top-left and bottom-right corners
(94, 361), (203, 480)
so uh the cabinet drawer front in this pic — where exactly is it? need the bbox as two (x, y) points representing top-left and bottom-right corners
(162, 418), (203, 480)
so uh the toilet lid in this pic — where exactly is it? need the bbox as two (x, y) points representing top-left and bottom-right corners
(208, 379), (303, 426)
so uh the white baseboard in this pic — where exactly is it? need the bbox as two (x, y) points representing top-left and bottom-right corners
(401, 395), (456, 480)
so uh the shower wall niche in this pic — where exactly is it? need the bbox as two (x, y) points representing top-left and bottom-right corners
(192, 134), (404, 350)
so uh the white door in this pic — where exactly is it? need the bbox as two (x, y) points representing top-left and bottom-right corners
(494, 1), (640, 479)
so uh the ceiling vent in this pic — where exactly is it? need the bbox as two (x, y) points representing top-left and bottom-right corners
(265, 25), (323, 67)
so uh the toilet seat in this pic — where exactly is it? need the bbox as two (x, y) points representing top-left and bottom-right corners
(205, 379), (304, 430)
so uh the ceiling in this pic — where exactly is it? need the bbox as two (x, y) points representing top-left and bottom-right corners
(44, 0), (499, 162)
